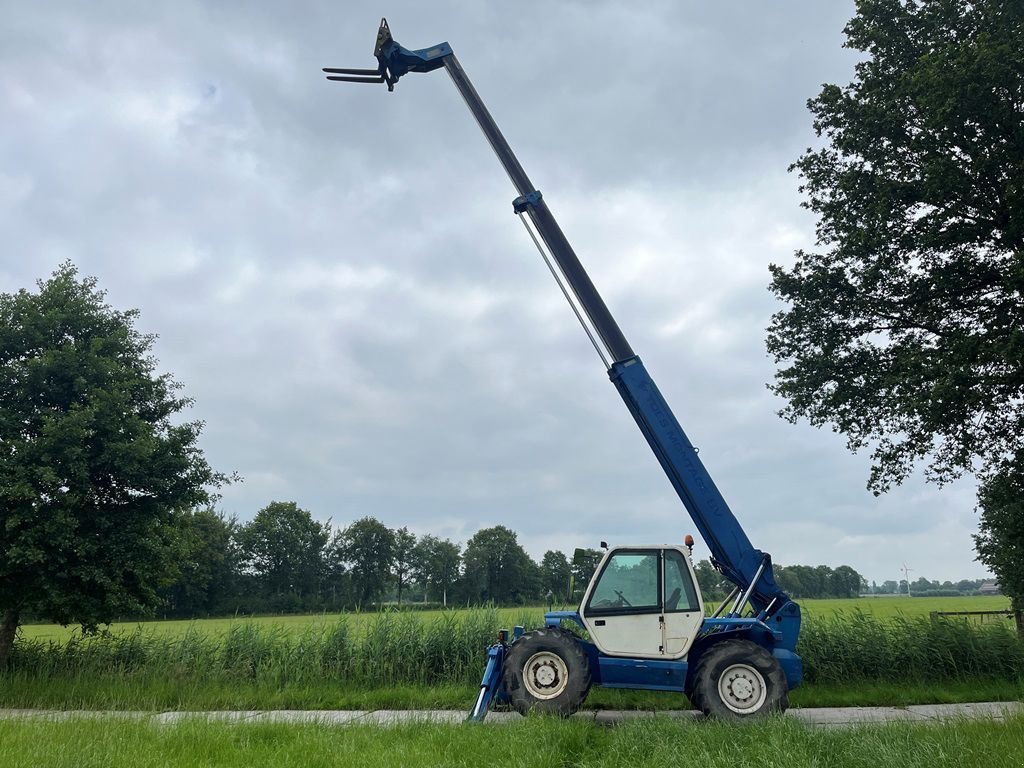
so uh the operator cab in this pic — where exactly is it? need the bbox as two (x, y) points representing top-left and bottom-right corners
(580, 545), (704, 659)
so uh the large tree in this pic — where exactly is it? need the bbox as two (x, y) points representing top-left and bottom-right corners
(461, 526), (539, 604)
(237, 501), (329, 604)
(569, 547), (603, 599)
(975, 454), (1024, 632)
(391, 526), (417, 605)
(162, 507), (239, 616)
(333, 517), (394, 607)
(412, 534), (461, 606)
(540, 550), (572, 602)
(767, 0), (1024, 616)
(0, 264), (224, 663)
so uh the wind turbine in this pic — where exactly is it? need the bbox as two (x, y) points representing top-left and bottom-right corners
(901, 564), (914, 596)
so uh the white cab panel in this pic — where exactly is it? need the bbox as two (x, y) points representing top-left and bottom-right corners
(580, 546), (705, 659)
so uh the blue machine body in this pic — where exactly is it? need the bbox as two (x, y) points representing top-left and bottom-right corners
(325, 19), (802, 723)
(541, 611), (802, 692)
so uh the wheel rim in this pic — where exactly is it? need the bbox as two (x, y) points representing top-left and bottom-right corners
(522, 651), (569, 700)
(717, 663), (767, 714)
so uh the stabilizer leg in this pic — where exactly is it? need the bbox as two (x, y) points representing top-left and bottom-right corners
(467, 643), (506, 722)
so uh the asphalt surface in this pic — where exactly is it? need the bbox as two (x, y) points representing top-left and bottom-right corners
(0, 702), (1020, 728)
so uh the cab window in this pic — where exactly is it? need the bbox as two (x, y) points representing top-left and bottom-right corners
(585, 551), (660, 615)
(664, 549), (700, 613)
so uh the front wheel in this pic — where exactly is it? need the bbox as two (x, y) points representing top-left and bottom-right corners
(691, 639), (788, 720)
(503, 628), (591, 716)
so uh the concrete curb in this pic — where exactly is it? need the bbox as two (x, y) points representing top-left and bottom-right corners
(0, 702), (1020, 728)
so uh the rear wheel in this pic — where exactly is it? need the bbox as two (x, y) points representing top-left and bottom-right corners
(503, 627), (591, 716)
(691, 639), (788, 720)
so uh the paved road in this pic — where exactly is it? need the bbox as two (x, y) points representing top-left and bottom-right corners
(0, 702), (1020, 728)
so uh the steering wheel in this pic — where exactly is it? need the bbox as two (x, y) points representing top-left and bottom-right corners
(614, 589), (632, 607)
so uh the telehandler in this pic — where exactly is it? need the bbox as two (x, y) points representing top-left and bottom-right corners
(324, 19), (802, 722)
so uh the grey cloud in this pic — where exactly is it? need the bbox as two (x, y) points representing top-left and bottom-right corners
(0, 1), (989, 583)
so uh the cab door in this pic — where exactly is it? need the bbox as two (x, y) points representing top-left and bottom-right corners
(661, 548), (704, 657)
(581, 547), (704, 659)
(581, 549), (663, 657)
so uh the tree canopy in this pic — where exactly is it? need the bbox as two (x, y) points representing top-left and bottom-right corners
(412, 534), (461, 606)
(333, 516), (394, 606)
(0, 263), (224, 663)
(768, 0), (1024, 493)
(237, 501), (329, 605)
(767, 1), (1023, 621)
(462, 526), (538, 604)
(975, 453), (1024, 620)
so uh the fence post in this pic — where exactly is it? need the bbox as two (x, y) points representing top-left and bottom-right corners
(1015, 609), (1023, 640)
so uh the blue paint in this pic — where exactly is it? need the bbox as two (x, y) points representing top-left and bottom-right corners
(598, 656), (688, 691)
(512, 190), (543, 213)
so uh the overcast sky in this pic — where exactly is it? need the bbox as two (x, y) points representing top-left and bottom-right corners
(1, 1), (990, 584)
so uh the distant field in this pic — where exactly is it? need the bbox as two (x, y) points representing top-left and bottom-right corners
(17, 606), (543, 643)
(18, 595), (1013, 642)
(800, 594), (1012, 619)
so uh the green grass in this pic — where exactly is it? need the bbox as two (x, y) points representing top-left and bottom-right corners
(6, 599), (1022, 714)
(0, 715), (1022, 768)
(3, 605), (1023, 712)
(17, 595), (1014, 642)
(800, 594), (1012, 620)
(16, 606), (543, 643)
(0, 673), (1018, 712)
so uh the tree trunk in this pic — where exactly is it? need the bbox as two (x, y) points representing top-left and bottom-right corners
(1015, 610), (1023, 640)
(0, 609), (19, 667)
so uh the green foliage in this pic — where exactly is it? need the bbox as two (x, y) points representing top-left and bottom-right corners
(800, 609), (1024, 684)
(769, 0), (1024, 495)
(540, 550), (572, 601)
(461, 526), (538, 604)
(237, 502), (330, 606)
(391, 527), (417, 606)
(976, 455), (1024, 629)
(411, 535), (461, 605)
(4, 713), (1024, 768)
(162, 508), (239, 616)
(694, 560), (729, 601)
(775, 564), (866, 599)
(333, 517), (394, 607)
(570, 547), (602, 598)
(6, 607), (1022, 701)
(7, 608), (505, 690)
(0, 263), (223, 660)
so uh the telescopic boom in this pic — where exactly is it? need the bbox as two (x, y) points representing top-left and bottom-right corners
(324, 18), (800, 644)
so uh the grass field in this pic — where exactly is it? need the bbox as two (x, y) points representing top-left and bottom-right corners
(17, 595), (1015, 642)
(4, 596), (1022, 712)
(1, 715), (1022, 768)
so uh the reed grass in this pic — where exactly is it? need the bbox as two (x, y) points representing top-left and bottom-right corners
(3, 608), (1021, 711)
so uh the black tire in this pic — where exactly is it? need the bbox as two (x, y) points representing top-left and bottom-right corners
(503, 627), (591, 716)
(691, 639), (788, 720)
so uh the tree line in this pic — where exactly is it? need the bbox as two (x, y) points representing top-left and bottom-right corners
(162, 500), (892, 617)
(163, 502), (601, 616)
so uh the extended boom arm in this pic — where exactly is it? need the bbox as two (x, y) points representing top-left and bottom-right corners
(325, 19), (800, 644)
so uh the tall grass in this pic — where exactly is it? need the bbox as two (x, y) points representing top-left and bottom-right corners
(8, 607), (509, 689)
(3, 608), (1021, 709)
(800, 610), (1024, 683)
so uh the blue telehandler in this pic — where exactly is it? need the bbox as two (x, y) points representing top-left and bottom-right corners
(324, 18), (802, 722)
